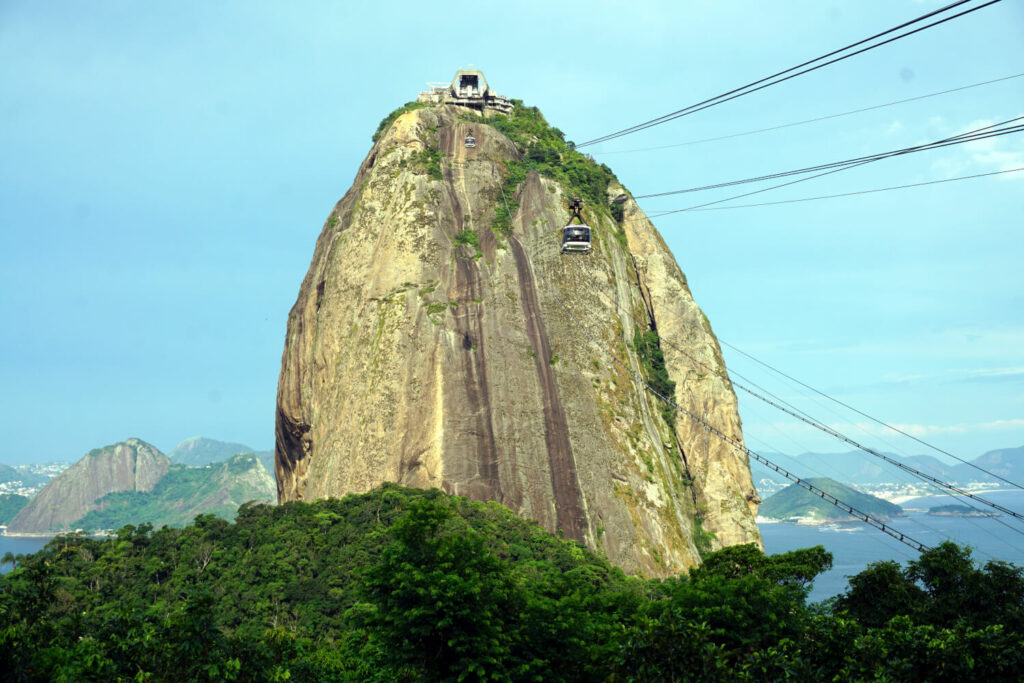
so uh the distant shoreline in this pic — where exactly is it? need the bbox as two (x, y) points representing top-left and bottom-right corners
(2, 532), (58, 539)
(756, 516), (899, 527)
(889, 486), (1024, 505)
(2, 531), (109, 539)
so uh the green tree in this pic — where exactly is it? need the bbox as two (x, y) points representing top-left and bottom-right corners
(350, 496), (527, 681)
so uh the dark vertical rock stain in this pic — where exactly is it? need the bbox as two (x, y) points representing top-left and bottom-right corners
(440, 124), (501, 503)
(509, 235), (587, 542)
(453, 257), (501, 501)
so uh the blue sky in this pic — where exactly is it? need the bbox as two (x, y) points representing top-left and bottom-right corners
(1, 0), (1021, 467)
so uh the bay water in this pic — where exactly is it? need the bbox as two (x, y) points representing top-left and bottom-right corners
(0, 535), (51, 574)
(761, 489), (1024, 602)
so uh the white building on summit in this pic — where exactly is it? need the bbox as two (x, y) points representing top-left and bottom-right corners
(418, 68), (513, 114)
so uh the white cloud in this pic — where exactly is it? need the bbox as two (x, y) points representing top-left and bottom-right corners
(880, 372), (931, 384)
(889, 419), (1024, 436)
(930, 117), (1024, 180)
(951, 367), (1024, 380)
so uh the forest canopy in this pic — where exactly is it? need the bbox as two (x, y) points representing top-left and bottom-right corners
(2, 483), (1022, 682)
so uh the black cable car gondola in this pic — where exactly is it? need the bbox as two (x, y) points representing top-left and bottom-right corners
(561, 197), (591, 254)
(465, 128), (476, 148)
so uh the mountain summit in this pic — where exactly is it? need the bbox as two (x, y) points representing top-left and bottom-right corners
(275, 73), (760, 574)
(6, 438), (168, 533)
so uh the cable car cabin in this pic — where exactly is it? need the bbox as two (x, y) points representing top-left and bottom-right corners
(561, 225), (592, 254)
(464, 134), (476, 148)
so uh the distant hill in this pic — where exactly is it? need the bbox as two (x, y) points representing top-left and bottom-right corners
(6, 439), (170, 534)
(74, 453), (275, 531)
(928, 504), (998, 518)
(951, 445), (1024, 484)
(169, 437), (274, 478)
(6, 440), (277, 535)
(0, 494), (29, 525)
(751, 445), (1024, 492)
(170, 437), (253, 465)
(760, 477), (903, 523)
(0, 463), (49, 490)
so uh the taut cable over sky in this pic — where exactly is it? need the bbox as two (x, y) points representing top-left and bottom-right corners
(575, 0), (1005, 148)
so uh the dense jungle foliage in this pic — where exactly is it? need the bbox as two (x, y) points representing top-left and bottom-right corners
(486, 101), (617, 237)
(488, 102), (617, 207)
(2, 484), (1023, 682)
(371, 98), (620, 241)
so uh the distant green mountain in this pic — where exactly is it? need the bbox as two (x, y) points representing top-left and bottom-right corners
(0, 494), (29, 525)
(169, 436), (275, 478)
(74, 453), (275, 532)
(752, 445), (1024, 491)
(952, 445), (1024, 484)
(928, 504), (998, 518)
(760, 477), (903, 522)
(7, 439), (170, 534)
(169, 437), (254, 466)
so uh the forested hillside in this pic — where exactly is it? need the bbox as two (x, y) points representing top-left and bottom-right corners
(760, 477), (903, 521)
(2, 484), (1022, 681)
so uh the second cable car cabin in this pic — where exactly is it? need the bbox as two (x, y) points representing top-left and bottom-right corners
(561, 197), (592, 254)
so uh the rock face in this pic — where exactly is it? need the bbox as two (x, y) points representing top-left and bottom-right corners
(7, 438), (169, 533)
(74, 453), (277, 531)
(276, 103), (761, 575)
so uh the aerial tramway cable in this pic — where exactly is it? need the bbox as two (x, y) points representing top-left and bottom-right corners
(634, 116), (1024, 201)
(575, 0), (1004, 148)
(495, 184), (932, 553)
(577, 275), (1024, 533)
(543, 255), (931, 552)
(648, 167), (1024, 212)
(717, 338), (1024, 490)
(646, 118), (1024, 215)
(737, 401), (1018, 562)
(595, 73), (1024, 156)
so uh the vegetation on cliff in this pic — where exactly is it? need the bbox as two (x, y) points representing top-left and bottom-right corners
(633, 325), (678, 429)
(2, 484), (1021, 681)
(373, 98), (619, 237)
(480, 100), (619, 240)
(371, 101), (429, 143)
(488, 101), (617, 206)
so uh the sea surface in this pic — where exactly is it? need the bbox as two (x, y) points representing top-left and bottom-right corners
(0, 535), (51, 574)
(761, 489), (1024, 602)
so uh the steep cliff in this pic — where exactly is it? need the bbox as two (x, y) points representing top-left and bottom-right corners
(276, 100), (761, 575)
(74, 453), (276, 531)
(7, 438), (169, 534)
